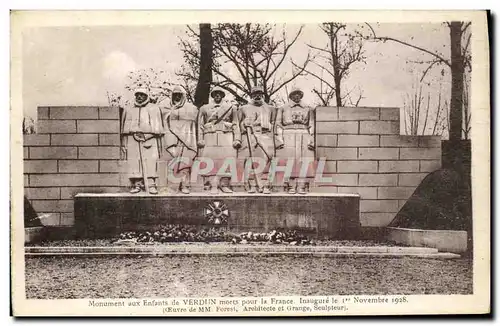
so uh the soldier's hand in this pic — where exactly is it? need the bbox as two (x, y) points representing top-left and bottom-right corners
(120, 146), (127, 159)
(197, 140), (205, 148)
(133, 132), (146, 142)
(307, 140), (315, 150)
(243, 118), (254, 127)
(232, 140), (242, 149)
(276, 143), (284, 150)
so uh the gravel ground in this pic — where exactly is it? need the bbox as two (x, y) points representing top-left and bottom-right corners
(25, 256), (472, 299)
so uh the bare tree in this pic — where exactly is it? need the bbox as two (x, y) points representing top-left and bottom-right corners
(365, 22), (471, 141)
(193, 23), (213, 107)
(298, 23), (366, 107)
(179, 23), (311, 103)
(402, 81), (446, 136)
(106, 67), (180, 108)
(125, 68), (175, 105)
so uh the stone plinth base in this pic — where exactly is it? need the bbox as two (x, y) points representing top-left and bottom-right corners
(386, 227), (468, 253)
(74, 193), (360, 239)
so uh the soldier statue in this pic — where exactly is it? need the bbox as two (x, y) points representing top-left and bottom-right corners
(276, 87), (316, 194)
(120, 87), (164, 194)
(162, 86), (198, 194)
(237, 86), (278, 194)
(197, 87), (241, 193)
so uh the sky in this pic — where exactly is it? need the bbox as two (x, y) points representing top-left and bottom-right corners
(21, 22), (454, 135)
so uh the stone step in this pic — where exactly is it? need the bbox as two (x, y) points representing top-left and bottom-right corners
(25, 245), (459, 258)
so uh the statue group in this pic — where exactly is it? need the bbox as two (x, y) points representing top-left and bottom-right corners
(120, 85), (316, 195)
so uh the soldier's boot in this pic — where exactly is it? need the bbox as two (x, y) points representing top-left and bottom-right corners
(180, 170), (191, 194)
(286, 181), (296, 194)
(148, 178), (158, 195)
(219, 177), (233, 193)
(247, 178), (257, 194)
(210, 176), (219, 194)
(203, 177), (210, 191)
(261, 178), (271, 194)
(297, 179), (307, 195)
(129, 179), (143, 194)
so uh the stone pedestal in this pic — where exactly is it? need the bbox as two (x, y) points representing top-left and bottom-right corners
(74, 193), (360, 239)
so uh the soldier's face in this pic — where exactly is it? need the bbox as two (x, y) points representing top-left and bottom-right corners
(135, 93), (148, 104)
(252, 92), (264, 105)
(172, 93), (182, 103)
(291, 93), (302, 103)
(213, 93), (223, 104)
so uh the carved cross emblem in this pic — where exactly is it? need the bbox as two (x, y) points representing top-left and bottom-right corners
(203, 200), (229, 225)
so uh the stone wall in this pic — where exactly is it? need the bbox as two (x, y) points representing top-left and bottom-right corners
(24, 106), (124, 226)
(314, 107), (441, 227)
(23, 105), (442, 228)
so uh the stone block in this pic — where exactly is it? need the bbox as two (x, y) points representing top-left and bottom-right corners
(23, 134), (50, 146)
(316, 147), (357, 160)
(337, 161), (377, 173)
(99, 160), (124, 173)
(58, 160), (99, 173)
(419, 136), (442, 148)
(25, 187), (60, 200)
(37, 120), (76, 134)
(24, 160), (58, 173)
(314, 186), (338, 193)
(24, 175), (28, 186)
(37, 107), (49, 120)
(360, 212), (396, 227)
(77, 120), (120, 133)
(99, 107), (120, 119)
(78, 147), (120, 159)
(380, 135), (420, 147)
(316, 135), (337, 147)
(377, 187), (416, 199)
(337, 135), (379, 147)
(318, 174), (358, 186)
(315, 107), (338, 121)
(360, 121), (399, 135)
(29, 147), (78, 159)
(359, 174), (398, 186)
(378, 160), (420, 173)
(29, 173), (121, 187)
(400, 148), (441, 160)
(31, 200), (73, 212)
(379, 108), (400, 121)
(338, 107), (379, 120)
(24, 147), (29, 159)
(358, 148), (399, 160)
(323, 161), (337, 173)
(50, 106), (98, 120)
(317, 121), (358, 134)
(51, 134), (99, 146)
(99, 134), (121, 146)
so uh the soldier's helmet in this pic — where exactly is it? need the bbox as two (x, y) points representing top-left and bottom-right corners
(171, 86), (185, 95)
(289, 87), (304, 99)
(250, 86), (265, 96)
(134, 86), (150, 97)
(210, 87), (226, 98)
